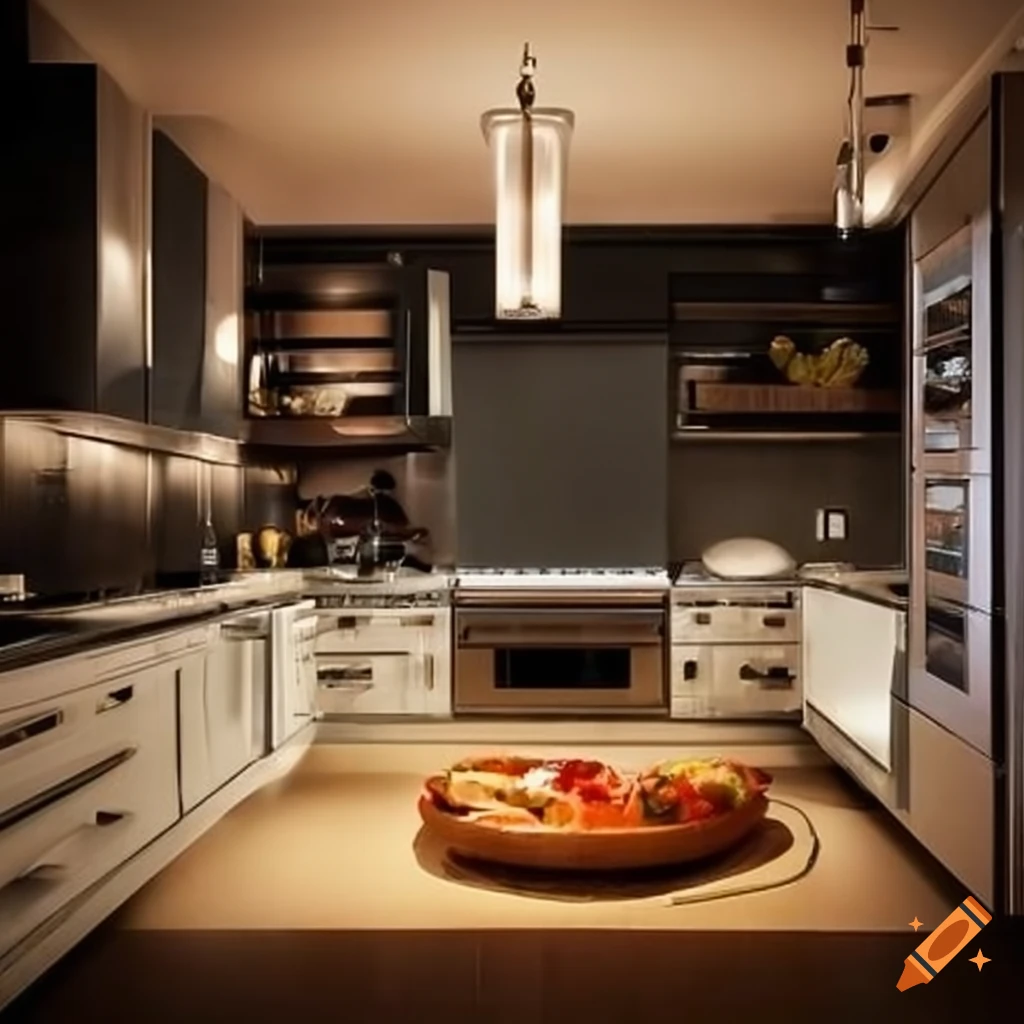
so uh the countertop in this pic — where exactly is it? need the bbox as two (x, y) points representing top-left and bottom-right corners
(114, 748), (958, 933)
(0, 565), (904, 676)
(0, 573), (309, 675)
(671, 566), (908, 611)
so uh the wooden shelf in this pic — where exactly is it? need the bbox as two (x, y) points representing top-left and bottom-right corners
(672, 430), (901, 443)
(672, 301), (901, 325)
(688, 382), (902, 415)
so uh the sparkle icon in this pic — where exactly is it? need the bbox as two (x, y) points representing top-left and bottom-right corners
(968, 950), (990, 971)
(909, 917), (924, 931)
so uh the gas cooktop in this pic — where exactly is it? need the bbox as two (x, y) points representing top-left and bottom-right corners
(456, 567), (670, 589)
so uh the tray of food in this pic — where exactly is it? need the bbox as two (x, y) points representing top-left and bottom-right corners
(419, 755), (771, 871)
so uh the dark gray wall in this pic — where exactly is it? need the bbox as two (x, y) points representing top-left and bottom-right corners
(452, 338), (668, 568)
(668, 437), (904, 567)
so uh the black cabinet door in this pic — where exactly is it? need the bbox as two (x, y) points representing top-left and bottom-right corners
(152, 129), (208, 431)
(6, 64), (98, 413)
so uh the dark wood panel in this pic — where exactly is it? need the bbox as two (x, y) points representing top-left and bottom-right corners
(152, 130), (208, 431)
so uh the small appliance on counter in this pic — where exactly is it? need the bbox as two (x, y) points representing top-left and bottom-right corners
(700, 537), (797, 581)
(292, 469), (433, 579)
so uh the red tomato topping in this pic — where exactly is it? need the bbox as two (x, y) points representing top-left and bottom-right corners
(576, 781), (612, 803)
(550, 759), (609, 792)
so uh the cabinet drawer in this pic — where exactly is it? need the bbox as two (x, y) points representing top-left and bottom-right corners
(316, 652), (440, 716)
(0, 661), (179, 956)
(671, 604), (800, 643)
(671, 644), (801, 718)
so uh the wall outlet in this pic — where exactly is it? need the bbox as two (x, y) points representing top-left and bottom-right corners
(816, 507), (848, 541)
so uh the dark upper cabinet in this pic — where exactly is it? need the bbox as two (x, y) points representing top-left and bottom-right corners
(151, 130), (209, 432)
(911, 113), (991, 260)
(6, 63), (147, 420)
(152, 130), (244, 438)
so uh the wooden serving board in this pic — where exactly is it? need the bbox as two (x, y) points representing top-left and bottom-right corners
(693, 383), (901, 414)
(418, 792), (769, 872)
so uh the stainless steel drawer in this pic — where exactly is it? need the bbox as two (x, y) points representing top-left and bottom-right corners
(671, 643), (801, 718)
(671, 603), (800, 644)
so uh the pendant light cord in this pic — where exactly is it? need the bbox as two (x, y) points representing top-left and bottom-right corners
(667, 798), (822, 907)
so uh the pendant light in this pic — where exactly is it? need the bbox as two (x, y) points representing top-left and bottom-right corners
(481, 44), (574, 320)
(835, 0), (866, 236)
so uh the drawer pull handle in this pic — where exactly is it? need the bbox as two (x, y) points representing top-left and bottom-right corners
(683, 659), (699, 681)
(95, 810), (129, 827)
(762, 616), (788, 628)
(0, 709), (63, 752)
(739, 664), (795, 688)
(96, 686), (134, 714)
(694, 612), (712, 626)
(0, 747), (137, 836)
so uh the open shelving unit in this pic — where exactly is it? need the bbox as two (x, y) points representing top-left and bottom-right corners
(670, 292), (904, 441)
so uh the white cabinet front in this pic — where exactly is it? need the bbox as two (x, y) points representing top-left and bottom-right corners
(802, 587), (903, 771)
(671, 643), (801, 718)
(0, 658), (180, 958)
(317, 652), (439, 715)
(315, 608), (450, 717)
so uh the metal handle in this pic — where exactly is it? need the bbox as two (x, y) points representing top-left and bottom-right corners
(96, 685), (134, 714)
(424, 653), (435, 692)
(762, 615), (788, 629)
(0, 747), (137, 836)
(222, 622), (269, 641)
(738, 664), (795, 689)
(0, 709), (63, 752)
(459, 625), (662, 647)
(694, 612), (712, 626)
(683, 659), (699, 681)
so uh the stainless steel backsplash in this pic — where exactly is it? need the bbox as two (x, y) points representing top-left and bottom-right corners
(0, 420), (297, 596)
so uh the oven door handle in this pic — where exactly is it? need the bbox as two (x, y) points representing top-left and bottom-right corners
(738, 664), (796, 689)
(457, 626), (663, 646)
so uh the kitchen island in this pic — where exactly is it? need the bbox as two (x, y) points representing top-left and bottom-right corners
(9, 746), (1019, 1024)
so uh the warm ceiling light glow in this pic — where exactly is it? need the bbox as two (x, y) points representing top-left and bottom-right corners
(481, 44), (574, 320)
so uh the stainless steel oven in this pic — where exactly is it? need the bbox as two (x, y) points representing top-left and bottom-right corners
(922, 473), (991, 612)
(910, 216), (995, 758)
(913, 221), (991, 472)
(453, 604), (666, 714)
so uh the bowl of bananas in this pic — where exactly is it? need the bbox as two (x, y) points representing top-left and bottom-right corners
(769, 336), (869, 388)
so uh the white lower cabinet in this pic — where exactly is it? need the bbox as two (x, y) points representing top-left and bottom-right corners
(0, 654), (181, 959)
(802, 588), (904, 775)
(315, 608), (451, 717)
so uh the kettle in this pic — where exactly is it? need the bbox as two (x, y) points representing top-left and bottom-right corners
(354, 482), (408, 577)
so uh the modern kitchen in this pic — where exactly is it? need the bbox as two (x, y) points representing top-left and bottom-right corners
(2, 0), (1024, 1018)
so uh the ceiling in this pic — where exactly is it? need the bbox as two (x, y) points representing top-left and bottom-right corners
(36, 0), (1024, 225)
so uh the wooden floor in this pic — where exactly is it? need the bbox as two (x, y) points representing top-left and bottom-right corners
(5, 926), (1023, 1022)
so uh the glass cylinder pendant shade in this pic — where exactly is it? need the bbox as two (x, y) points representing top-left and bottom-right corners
(481, 108), (574, 320)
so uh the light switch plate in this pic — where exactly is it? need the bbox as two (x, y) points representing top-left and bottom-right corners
(826, 508), (848, 540)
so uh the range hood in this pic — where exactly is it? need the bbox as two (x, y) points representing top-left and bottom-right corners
(244, 259), (453, 450)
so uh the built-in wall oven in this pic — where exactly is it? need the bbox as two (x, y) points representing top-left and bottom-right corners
(911, 217), (994, 758)
(453, 572), (668, 715)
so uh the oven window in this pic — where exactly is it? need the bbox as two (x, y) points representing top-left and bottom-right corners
(494, 648), (631, 690)
(924, 480), (967, 577)
(922, 283), (971, 451)
(925, 603), (966, 692)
